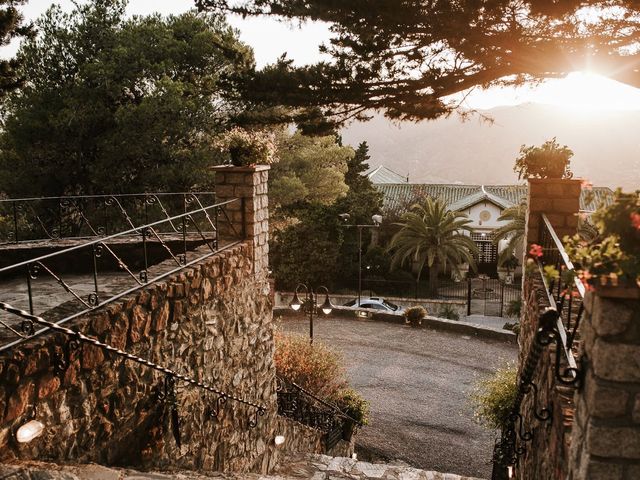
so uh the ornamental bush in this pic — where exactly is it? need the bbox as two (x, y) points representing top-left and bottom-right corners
(335, 388), (370, 426)
(404, 305), (427, 326)
(274, 331), (348, 399)
(470, 362), (518, 430)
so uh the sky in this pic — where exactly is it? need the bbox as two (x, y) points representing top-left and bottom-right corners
(3, 0), (640, 111)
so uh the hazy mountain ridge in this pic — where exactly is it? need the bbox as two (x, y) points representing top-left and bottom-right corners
(341, 103), (640, 190)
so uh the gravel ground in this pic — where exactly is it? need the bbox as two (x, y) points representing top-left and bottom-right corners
(280, 316), (517, 479)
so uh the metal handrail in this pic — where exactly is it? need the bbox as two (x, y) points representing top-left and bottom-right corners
(0, 301), (267, 419)
(0, 192), (215, 203)
(0, 199), (237, 274)
(277, 375), (362, 426)
(0, 198), (243, 353)
(540, 214), (586, 298)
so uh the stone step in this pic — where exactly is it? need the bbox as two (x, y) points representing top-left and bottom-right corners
(0, 455), (486, 480)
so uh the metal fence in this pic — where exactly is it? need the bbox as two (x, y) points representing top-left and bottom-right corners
(276, 376), (361, 450)
(0, 192), (216, 244)
(492, 213), (583, 477)
(0, 197), (243, 353)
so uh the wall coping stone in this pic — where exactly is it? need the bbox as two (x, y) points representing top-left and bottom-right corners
(211, 165), (271, 173)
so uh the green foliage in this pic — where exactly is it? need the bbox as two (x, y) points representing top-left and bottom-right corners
(437, 303), (460, 321)
(0, 1), (254, 196)
(471, 362), (518, 430)
(270, 131), (351, 210)
(215, 127), (277, 166)
(335, 388), (370, 426)
(505, 298), (522, 318)
(198, 1), (640, 124)
(404, 305), (427, 326)
(493, 202), (526, 267)
(270, 203), (343, 290)
(274, 331), (348, 399)
(502, 322), (521, 336)
(564, 189), (640, 287)
(0, 0), (33, 96)
(513, 138), (573, 180)
(388, 197), (478, 295)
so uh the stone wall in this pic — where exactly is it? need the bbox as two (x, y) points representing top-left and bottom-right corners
(0, 243), (274, 471)
(514, 177), (582, 479)
(0, 165), (341, 474)
(515, 271), (575, 480)
(567, 289), (640, 479)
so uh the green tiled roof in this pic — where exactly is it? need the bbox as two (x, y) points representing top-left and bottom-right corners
(376, 183), (614, 214)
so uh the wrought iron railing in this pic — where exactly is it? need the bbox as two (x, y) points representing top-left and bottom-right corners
(276, 376), (361, 450)
(0, 301), (267, 443)
(0, 192), (216, 244)
(492, 214), (584, 477)
(0, 197), (244, 353)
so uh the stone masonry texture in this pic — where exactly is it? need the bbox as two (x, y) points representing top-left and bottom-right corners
(0, 165), (341, 475)
(567, 291), (640, 480)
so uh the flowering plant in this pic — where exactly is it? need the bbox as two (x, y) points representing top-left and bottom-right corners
(214, 127), (277, 166)
(513, 138), (573, 180)
(564, 189), (640, 289)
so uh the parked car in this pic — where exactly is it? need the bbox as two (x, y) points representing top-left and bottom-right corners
(343, 297), (403, 313)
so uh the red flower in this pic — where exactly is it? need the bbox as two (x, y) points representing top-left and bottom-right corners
(631, 212), (640, 231)
(529, 244), (544, 258)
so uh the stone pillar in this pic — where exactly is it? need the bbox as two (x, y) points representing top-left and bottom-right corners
(568, 290), (640, 479)
(212, 165), (269, 277)
(525, 178), (582, 246)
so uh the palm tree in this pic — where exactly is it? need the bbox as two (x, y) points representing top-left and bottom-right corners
(387, 197), (478, 296)
(493, 202), (526, 268)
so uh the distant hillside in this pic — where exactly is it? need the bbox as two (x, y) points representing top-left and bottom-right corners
(341, 103), (640, 190)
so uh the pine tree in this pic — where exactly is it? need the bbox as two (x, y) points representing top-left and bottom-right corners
(0, 0), (32, 96)
(198, 0), (640, 124)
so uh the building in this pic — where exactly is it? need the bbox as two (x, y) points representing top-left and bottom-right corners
(369, 166), (613, 276)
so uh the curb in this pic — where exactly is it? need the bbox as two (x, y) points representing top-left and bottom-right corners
(273, 306), (517, 344)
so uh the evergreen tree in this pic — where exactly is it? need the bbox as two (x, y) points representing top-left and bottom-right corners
(198, 0), (640, 124)
(0, 0), (254, 196)
(0, 0), (32, 96)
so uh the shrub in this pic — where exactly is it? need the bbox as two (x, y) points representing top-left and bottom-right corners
(470, 362), (518, 430)
(438, 303), (460, 320)
(215, 127), (278, 166)
(335, 388), (370, 426)
(513, 137), (573, 180)
(505, 298), (522, 318)
(404, 305), (427, 326)
(274, 331), (348, 398)
(502, 322), (521, 336)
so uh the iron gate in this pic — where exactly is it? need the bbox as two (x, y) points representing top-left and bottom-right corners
(466, 277), (520, 317)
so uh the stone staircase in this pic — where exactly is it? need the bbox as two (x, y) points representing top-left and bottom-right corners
(0, 454), (485, 480)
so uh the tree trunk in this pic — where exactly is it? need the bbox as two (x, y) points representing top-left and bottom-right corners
(428, 261), (439, 298)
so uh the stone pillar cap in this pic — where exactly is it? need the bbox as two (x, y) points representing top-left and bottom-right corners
(211, 164), (271, 172)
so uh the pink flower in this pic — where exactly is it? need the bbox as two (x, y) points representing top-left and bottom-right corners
(631, 212), (640, 231)
(529, 244), (544, 258)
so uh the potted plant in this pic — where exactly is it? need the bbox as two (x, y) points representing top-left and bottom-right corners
(215, 127), (277, 167)
(404, 305), (427, 326)
(334, 388), (369, 441)
(564, 189), (640, 298)
(513, 137), (573, 180)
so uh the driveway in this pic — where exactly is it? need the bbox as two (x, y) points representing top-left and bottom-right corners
(279, 316), (517, 479)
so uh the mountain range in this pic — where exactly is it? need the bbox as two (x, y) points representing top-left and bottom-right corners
(341, 103), (640, 190)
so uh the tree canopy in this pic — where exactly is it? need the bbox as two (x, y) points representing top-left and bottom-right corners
(0, 0), (254, 196)
(0, 0), (33, 96)
(197, 0), (640, 124)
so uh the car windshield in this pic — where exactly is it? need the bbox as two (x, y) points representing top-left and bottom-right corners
(383, 301), (399, 311)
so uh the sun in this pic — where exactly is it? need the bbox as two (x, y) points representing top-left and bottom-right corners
(459, 71), (640, 111)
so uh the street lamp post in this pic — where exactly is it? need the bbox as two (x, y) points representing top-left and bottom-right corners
(339, 214), (383, 306)
(288, 283), (333, 345)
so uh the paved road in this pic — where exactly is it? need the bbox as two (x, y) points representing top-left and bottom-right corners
(280, 316), (517, 479)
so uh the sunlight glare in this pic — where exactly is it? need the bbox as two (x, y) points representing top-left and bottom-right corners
(460, 72), (640, 111)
